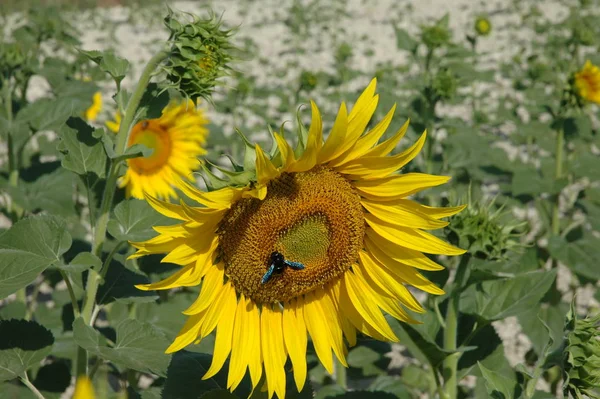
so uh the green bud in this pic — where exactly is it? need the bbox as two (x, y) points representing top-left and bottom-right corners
(432, 68), (458, 100)
(446, 195), (524, 260)
(572, 23), (595, 46)
(335, 43), (353, 65)
(474, 16), (492, 36)
(563, 307), (600, 399)
(421, 21), (451, 49)
(299, 71), (318, 91)
(163, 8), (235, 102)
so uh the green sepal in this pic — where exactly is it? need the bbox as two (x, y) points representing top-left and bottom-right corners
(199, 164), (230, 191)
(209, 162), (255, 187)
(235, 128), (257, 172)
(294, 104), (309, 158)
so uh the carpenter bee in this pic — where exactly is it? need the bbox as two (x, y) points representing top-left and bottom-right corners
(261, 251), (305, 284)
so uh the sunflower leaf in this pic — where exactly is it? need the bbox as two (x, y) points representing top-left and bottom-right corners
(79, 49), (130, 86)
(73, 317), (171, 377)
(478, 361), (520, 399)
(108, 199), (173, 242)
(0, 215), (71, 299)
(96, 259), (158, 305)
(57, 117), (107, 178)
(0, 319), (54, 381)
(459, 269), (557, 321)
(56, 252), (101, 273)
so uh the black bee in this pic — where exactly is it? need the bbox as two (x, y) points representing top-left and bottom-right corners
(261, 251), (305, 284)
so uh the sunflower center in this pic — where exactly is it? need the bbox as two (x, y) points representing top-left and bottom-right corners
(218, 166), (364, 304)
(127, 120), (172, 174)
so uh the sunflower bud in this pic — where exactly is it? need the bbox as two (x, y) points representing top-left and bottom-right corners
(163, 8), (235, 102)
(299, 71), (318, 92)
(432, 68), (458, 101)
(563, 308), (600, 399)
(446, 196), (523, 260)
(572, 60), (600, 105)
(474, 16), (492, 36)
(421, 18), (451, 50)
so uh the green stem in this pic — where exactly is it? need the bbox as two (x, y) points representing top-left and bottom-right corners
(100, 241), (126, 280)
(334, 357), (347, 390)
(76, 48), (170, 380)
(59, 270), (80, 318)
(551, 126), (564, 237)
(20, 374), (45, 399)
(442, 295), (459, 399)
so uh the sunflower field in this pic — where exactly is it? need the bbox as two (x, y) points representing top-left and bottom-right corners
(1, 0), (599, 398)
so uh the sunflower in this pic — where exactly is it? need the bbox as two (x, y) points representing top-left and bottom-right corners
(107, 100), (209, 199)
(574, 60), (600, 104)
(132, 79), (465, 398)
(84, 91), (103, 122)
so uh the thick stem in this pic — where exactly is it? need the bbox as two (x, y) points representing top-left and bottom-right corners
(76, 48), (170, 379)
(334, 357), (347, 390)
(59, 270), (80, 318)
(21, 374), (45, 399)
(551, 126), (564, 237)
(442, 295), (459, 399)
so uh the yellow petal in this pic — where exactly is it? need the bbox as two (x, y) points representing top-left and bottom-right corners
(348, 78), (377, 120)
(274, 132), (296, 170)
(365, 214), (465, 256)
(354, 173), (451, 201)
(227, 295), (250, 391)
(336, 105), (398, 165)
(283, 298), (308, 392)
(261, 305), (287, 399)
(327, 280), (357, 346)
(288, 101), (322, 173)
(166, 313), (206, 353)
(406, 202), (467, 219)
(328, 94), (379, 167)
(247, 301), (263, 390)
(363, 239), (445, 295)
(183, 265), (225, 315)
(362, 199), (449, 230)
(337, 131), (426, 179)
(178, 181), (244, 209)
(365, 230), (444, 271)
(144, 193), (188, 220)
(356, 253), (424, 313)
(364, 118), (410, 158)
(203, 285), (237, 380)
(303, 291), (334, 374)
(255, 144), (280, 184)
(341, 272), (398, 341)
(317, 102), (348, 164)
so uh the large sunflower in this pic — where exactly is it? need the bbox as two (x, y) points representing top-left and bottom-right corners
(107, 100), (209, 199)
(132, 79), (465, 398)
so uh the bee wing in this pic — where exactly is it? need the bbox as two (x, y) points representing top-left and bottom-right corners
(261, 264), (276, 284)
(284, 260), (305, 270)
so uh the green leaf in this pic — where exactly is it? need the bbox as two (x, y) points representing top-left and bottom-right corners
(162, 351), (232, 398)
(0, 215), (72, 299)
(73, 317), (170, 377)
(347, 345), (385, 377)
(547, 235), (598, 280)
(387, 313), (449, 367)
(57, 117), (107, 178)
(107, 199), (173, 242)
(328, 391), (398, 399)
(478, 362), (519, 399)
(511, 167), (551, 196)
(392, 26), (418, 52)
(136, 83), (170, 121)
(367, 376), (411, 398)
(5, 168), (75, 217)
(459, 269), (557, 321)
(79, 49), (130, 85)
(0, 320), (54, 381)
(16, 97), (81, 132)
(57, 252), (101, 273)
(563, 116), (592, 140)
(96, 260), (158, 305)
(200, 390), (239, 399)
(571, 152), (600, 181)
(518, 302), (568, 357)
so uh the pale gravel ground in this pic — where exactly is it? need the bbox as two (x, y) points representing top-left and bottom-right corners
(3, 0), (599, 396)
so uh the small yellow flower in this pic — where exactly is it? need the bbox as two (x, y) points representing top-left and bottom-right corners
(73, 376), (95, 399)
(130, 79), (465, 399)
(475, 17), (491, 36)
(107, 100), (209, 199)
(575, 60), (600, 104)
(85, 92), (103, 122)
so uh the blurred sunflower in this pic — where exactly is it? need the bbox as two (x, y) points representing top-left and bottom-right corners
(73, 376), (95, 399)
(85, 91), (102, 122)
(107, 100), (209, 199)
(574, 60), (600, 104)
(131, 79), (465, 398)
